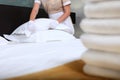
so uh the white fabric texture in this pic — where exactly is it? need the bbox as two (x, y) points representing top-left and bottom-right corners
(12, 18), (52, 35)
(0, 36), (9, 45)
(83, 65), (120, 79)
(49, 12), (74, 34)
(5, 18), (74, 43)
(84, 1), (120, 18)
(49, 20), (59, 29)
(80, 18), (120, 34)
(24, 20), (37, 37)
(81, 50), (120, 71)
(12, 18), (72, 35)
(81, 34), (120, 53)
(0, 39), (87, 79)
(4, 30), (75, 43)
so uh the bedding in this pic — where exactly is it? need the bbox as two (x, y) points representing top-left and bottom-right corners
(0, 15), (85, 79)
(11, 18), (72, 35)
(4, 30), (75, 43)
(0, 36), (9, 45)
(0, 38), (87, 79)
(4, 18), (73, 43)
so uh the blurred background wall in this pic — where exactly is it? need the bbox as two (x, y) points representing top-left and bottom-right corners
(0, 0), (34, 7)
(0, 0), (85, 38)
(71, 0), (85, 38)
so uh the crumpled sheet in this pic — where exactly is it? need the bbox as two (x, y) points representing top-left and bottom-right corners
(0, 39), (87, 79)
(0, 36), (9, 45)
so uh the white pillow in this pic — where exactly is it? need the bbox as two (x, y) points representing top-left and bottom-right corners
(0, 36), (9, 45)
(4, 30), (76, 43)
(12, 18), (72, 35)
(12, 18), (54, 35)
(4, 18), (75, 43)
(55, 24), (72, 34)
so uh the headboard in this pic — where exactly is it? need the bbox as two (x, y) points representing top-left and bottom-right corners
(0, 4), (75, 36)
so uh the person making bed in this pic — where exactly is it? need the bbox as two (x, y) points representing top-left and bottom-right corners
(3, 0), (75, 42)
(27, 0), (74, 35)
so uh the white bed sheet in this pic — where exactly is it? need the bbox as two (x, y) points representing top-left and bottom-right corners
(0, 39), (87, 79)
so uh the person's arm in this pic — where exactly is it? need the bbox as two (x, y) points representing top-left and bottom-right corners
(29, 3), (40, 21)
(57, 4), (71, 23)
(25, 3), (40, 37)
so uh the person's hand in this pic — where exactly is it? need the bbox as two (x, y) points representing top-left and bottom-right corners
(49, 20), (59, 29)
(25, 20), (36, 37)
(27, 20), (36, 32)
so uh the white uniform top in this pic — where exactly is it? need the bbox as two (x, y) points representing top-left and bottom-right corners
(34, 0), (74, 34)
(34, 0), (71, 14)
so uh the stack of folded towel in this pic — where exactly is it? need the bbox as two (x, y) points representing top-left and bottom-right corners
(80, 0), (120, 79)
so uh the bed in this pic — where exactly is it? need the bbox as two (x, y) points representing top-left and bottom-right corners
(0, 39), (112, 80)
(0, 4), (75, 36)
(0, 4), (88, 79)
(0, 4), (115, 80)
(0, 37), (87, 79)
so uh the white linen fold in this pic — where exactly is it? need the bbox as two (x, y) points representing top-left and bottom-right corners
(0, 39), (87, 79)
(0, 36), (9, 45)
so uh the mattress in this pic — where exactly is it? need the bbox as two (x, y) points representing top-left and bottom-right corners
(0, 39), (87, 79)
